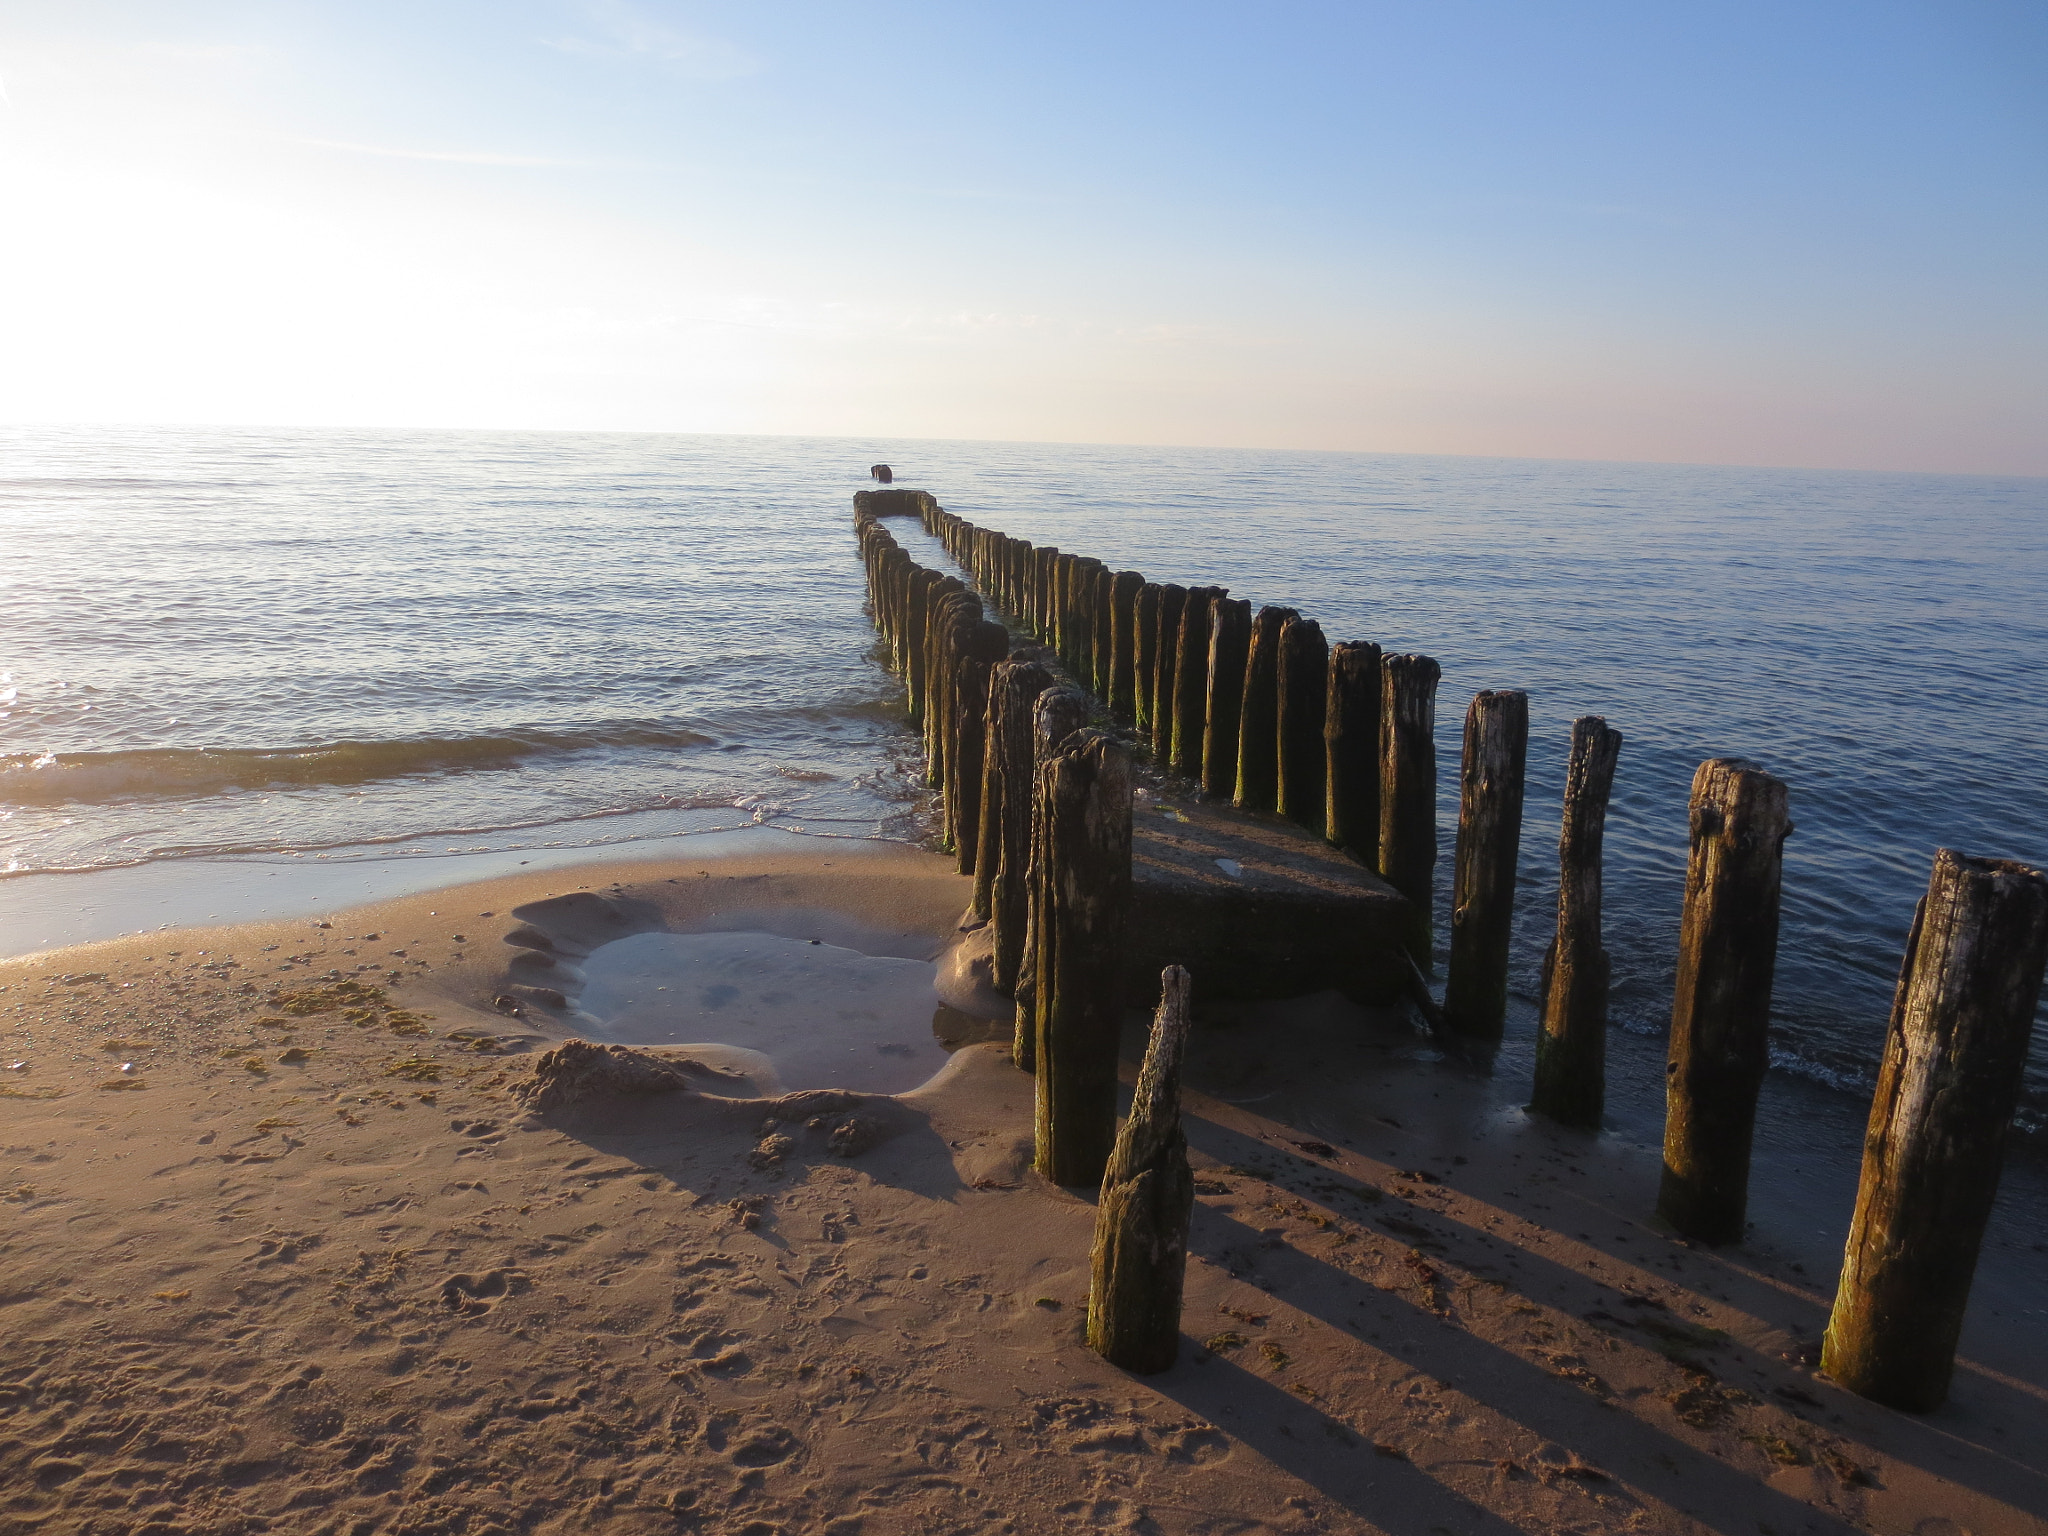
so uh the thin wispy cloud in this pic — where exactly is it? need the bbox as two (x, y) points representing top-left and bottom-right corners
(544, 0), (759, 80)
(302, 139), (580, 168)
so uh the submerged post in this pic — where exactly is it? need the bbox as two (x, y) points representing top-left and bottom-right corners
(1657, 758), (1792, 1245)
(1013, 687), (1092, 1070)
(1202, 598), (1252, 800)
(1234, 605), (1295, 812)
(1530, 716), (1623, 1128)
(1088, 964), (1196, 1375)
(1029, 730), (1134, 1187)
(1822, 850), (2048, 1411)
(1275, 615), (1328, 834)
(1443, 689), (1529, 1038)
(1378, 654), (1442, 967)
(1325, 641), (1382, 866)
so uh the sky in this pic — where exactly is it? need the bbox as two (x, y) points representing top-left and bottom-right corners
(0, 1), (2043, 473)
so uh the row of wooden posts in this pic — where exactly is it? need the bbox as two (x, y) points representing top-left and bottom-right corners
(851, 487), (2048, 1412)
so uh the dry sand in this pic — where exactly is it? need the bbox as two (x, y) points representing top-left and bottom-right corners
(2, 841), (2044, 1536)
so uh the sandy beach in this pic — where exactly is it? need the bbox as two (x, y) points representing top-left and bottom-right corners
(3, 840), (2044, 1536)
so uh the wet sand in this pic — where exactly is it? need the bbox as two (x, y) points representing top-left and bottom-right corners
(2, 841), (2044, 1535)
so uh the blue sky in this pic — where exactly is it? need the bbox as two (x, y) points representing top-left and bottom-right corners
(1, 1), (2042, 471)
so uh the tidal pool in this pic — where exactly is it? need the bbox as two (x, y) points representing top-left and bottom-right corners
(574, 930), (953, 1093)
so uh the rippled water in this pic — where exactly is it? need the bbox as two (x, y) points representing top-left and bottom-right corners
(4, 427), (2044, 1124)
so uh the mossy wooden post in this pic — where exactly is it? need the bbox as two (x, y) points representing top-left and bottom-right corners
(1133, 584), (1161, 732)
(1531, 717), (1624, 1128)
(1033, 547), (1059, 640)
(1325, 641), (1382, 865)
(1172, 587), (1224, 780)
(1657, 758), (1793, 1245)
(1276, 615), (1328, 835)
(1378, 654), (1441, 967)
(1088, 964), (1195, 1375)
(1052, 555), (1077, 670)
(1013, 687), (1092, 1069)
(1821, 850), (2048, 1412)
(1443, 689), (1530, 1039)
(1150, 584), (1187, 764)
(903, 568), (939, 723)
(976, 655), (1053, 941)
(1072, 558), (1103, 689)
(925, 590), (976, 793)
(1109, 571), (1144, 722)
(1091, 564), (1116, 699)
(949, 618), (1011, 877)
(1202, 598), (1252, 800)
(1029, 729), (1134, 1186)
(1234, 606), (1294, 812)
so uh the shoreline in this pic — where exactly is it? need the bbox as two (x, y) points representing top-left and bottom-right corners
(3, 839), (2044, 1531)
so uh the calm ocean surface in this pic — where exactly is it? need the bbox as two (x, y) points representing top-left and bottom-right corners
(4, 427), (2045, 1127)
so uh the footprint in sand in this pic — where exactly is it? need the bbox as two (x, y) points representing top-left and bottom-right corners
(440, 1267), (528, 1316)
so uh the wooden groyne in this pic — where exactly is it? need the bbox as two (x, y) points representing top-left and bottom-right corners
(851, 482), (2046, 1409)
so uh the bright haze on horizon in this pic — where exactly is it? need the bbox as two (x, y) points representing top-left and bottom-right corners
(1, 1), (2042, 475)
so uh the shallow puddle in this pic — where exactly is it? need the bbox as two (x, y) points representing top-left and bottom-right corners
(575, 930), (953, 1093)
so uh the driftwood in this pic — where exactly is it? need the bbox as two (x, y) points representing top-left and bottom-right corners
(1150, 585), (1187, 764)
(1443, 689), (1529, 1038)
(1088, 965), (1195, 1375)
(1172, 587), (1226, 780)
(1203, 598), (1253, 800)
(1234, 605), (1296, 812)
(1657, 758), (1792, 1245)
(1822, 849), (2048, 1411)
(1109, 571), (1144, 721)
(1013, 687), (1093, 1069)
(1028, 729), (1134, 1186)
(1377, 653), (1441, 966)
(1324, 641), (1382, 865)
(1530, 717), (1623, 1128)
(1276, 614), (1328, 834)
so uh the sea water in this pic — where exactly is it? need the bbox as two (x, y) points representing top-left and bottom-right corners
(3, 427), (2044, 1127)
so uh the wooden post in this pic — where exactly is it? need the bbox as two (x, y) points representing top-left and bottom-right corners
(1172, 587), (1224, 780)
(1378, 653), (1441, 967)
(1013, 687), (1092, 1069)
(903, 568), (939, 723)
(1033, 547), (1059, 639)
(948, 619), (1011, 877)
(1109, 571), (1144, 722)
(1091, 564), (1115, 699)
(1276, 615), (1328, 834)
(976, 655), (1054, 941)
(1150, 585), (1187, 763)
(1657, 758), (1793, 1245)
(1234, 606), (1294, 812)
(1029, 729), (1134, 1186)
(1443, 689), (1530, 1039)
(1530, 716), (1624, 1129)
(1088, 964), (1195, 1375)
(1325, 641), (1382, 865)
(1133, 584), (1161, 733)
(1822, 850), (2048, 1411)
(925, 590), (977, 793)
(1202, 598), (1252, 800)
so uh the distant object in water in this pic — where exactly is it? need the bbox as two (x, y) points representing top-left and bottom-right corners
(870, 464), (893, 484)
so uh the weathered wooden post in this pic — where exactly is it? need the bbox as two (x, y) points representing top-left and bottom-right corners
(1091, 564), (1116, 699)
(1172, 587), (1225, 780)
(948, 619), (1011, 876)
(1029, 730), (1134, 1186)
(1032, 547), (1059, 639)
(974, 658), (1054, 930)
(1378, 653), (1441, 967)
(1443, 689), (1530, 1039)
(1109, 571), (1144, 722)
(1053, 554), (1079, 670)
(1530, 716), (1623, 1129)
(1234, 606), (1294, 812)
(1133, 584), (1161, 733)
(1202, 598), (1252, 800)
(1150, 585), (1187, 763)
(1822, 850), (2048, 1411)
(1013, 687), (1092, 1068)
(904, 568), (939, 722)
(925, 590), (977, 792)
(1088, 964), (1195, 1375)
(1324, 641), (1382, 865)
(1657, 758), (1793, 1245)
(1276, 615), (1328, 834)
